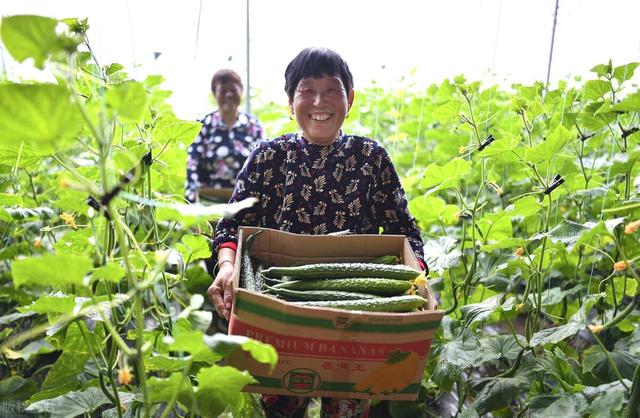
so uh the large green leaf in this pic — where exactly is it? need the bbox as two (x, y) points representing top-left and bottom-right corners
(420, 159), (471, 192)
(91, 262), (126, 284)
(610, 91), (640, 112)
(17, 293), (76, 314)
(106, 81), (148, 122)
(152, 116), (201, 147)
(524, 125), (571, 162)
(460, 295), (511, 326)
(590, 388), (625, 418)
(432, 100), (462, 123)
(584, 80), (612, 100)
(175, 234), (212, 262)
(432, 336), (487, 391)
(0, 84), (84, 151)
(530, 298), (597, 347)
(0, 376), (37, 401)
(612, 62), (640, 84)
(408, 195), (458, 227)
(469, 374), (531, 414)
(1, 15), (62, 69)
(12, 254), (93, 289)
(195, 365), (256, 418)
(583, 344), (639, 382)
(204, 333), (278, 368)
(423, 236), (461, 275)
(3, 339), (55, 361)
(534, 394), (588, 418)
(147, 373), (194, 410)
(26, 387), (111, 418)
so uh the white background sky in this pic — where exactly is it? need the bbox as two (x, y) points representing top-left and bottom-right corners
(2, 0), (640, 120)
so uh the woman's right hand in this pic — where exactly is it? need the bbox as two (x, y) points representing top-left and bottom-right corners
(207, 261), (235, 321)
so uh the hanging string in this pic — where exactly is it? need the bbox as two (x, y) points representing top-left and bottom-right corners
(124, 0), (137, 78)
(545, 0), (560, 93)
(194, 0), (203, 60)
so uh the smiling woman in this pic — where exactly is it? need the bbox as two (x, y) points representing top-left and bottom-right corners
(207, 47), (429, 418)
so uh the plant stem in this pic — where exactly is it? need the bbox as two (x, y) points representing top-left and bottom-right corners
(623, 363), (640, 418)
(590, 331), (629, 391)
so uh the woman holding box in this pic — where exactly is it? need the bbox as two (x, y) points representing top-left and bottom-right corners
(208, 47), (426, 418)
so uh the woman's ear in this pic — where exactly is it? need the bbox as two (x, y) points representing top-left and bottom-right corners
(347, 90), (355, 110)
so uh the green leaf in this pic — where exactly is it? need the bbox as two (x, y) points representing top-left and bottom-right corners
(590, 388), (625, 418)
(17, 293), (76, 314)
(610, 91), (640, 112)
(0, 192), (23, 206)
(147, 373), (194, 410)
(420, 159), (471, 192)
(54, 228), (95, 257)
(0, 84), (84, 151)
(423, 236), (461, 275)
(26, 387), (110, 418)
(612, 62), (639, 84)
(204, 334), (278, 368)
(524, 125), (571, 162)
(175, 234), (212, 262)
(460, 295), (501, 325)
(12, 254), (93, 289)
(106, 81), (148, 122)
(91, 262), (126, 284)
(195, 365), (257, 418)
(152, 116), (201, 147)
(584, 80), (612, 100)
(470, 374), (531, 414)
(530, 299), (596, 347)
(408, 195), (459, 227)
(477, 211), (512, 242)
(505, 196), (543, 218)
(0, 376), (37, 401)
(432, 100), (462, 123)
(535, 394), (588, 418)
(583, 344), (639, 382)
(145, 354), (190, 372)
(42, 350), (89, 390)
(432, 336), (484, 391)
(3, 339), (55, 362)
(1, 15), (59, 69)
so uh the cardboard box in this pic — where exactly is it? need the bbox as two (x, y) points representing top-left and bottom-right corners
(226, 227), (443, 401)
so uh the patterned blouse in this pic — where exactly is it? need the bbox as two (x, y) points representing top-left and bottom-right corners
(185, 110), (264, 202)
(213, 132), (425, 265)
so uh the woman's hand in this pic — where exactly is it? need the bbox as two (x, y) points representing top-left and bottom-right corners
(207, 260), (235, 321)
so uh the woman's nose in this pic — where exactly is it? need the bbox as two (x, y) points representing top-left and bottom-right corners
(313, 91), (325, 105)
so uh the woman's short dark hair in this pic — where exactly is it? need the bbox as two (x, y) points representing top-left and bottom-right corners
(211, 69), (243, 93)
(284, 48), (354, 101)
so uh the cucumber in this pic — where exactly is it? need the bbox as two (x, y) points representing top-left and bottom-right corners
(292, 295), (427, 312)
(271, 278), (413, 296)
(262, 262), (421, 281)
(366, 255), (398, 264)
(265, 285), (381, 301)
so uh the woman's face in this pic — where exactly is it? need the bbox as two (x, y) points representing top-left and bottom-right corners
(290, 74), (354, 146)
(214, 81), (242, 114)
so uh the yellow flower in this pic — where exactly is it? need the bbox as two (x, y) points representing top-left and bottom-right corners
(118, 368), (133, 385)
(588, 324), (604, 334)
(60, 212), (77, 229)
(514, 247), (525, 257)
(459, 146), (466, 154)
(516, 303), (525, 313)
(613, 261), (628, 271)
(624, 219), (640, 235)
(413, 272), (427, 287)
(34, 238), (42, 248)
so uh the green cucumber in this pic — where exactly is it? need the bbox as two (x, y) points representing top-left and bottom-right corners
(262, 262), (421, 281)
(265, 285), (381, 302)
(271, 278), (413, 296)
(292, 295), (427, 312)
(241, 231), (262, 291)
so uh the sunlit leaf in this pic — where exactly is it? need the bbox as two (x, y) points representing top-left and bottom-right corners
(1, 15), (62, 69)
(203, 333), (278, 368)
(175, 234), (212, 262)
(0, 84), (83, 151)
(12, 254), (93, 289)
(195, 365), (256, 418)
(106, 81), (148, 122)
(423, 236), (461, 275)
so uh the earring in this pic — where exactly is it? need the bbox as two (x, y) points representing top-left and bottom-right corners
(346, 112), (350, 119)
(289, 108), (294, 120)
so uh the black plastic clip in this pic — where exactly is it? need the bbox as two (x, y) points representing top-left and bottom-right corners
(544, 174), (564, 195)
(478, 134), (495, 151)
(86, 195), (111, 220)
(621, 127), (639, 140)
(142, 151), (153, 166)
(580, 133), (595, 142)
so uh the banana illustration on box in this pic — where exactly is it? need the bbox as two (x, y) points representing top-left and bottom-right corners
(354, 350), (419, 395)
